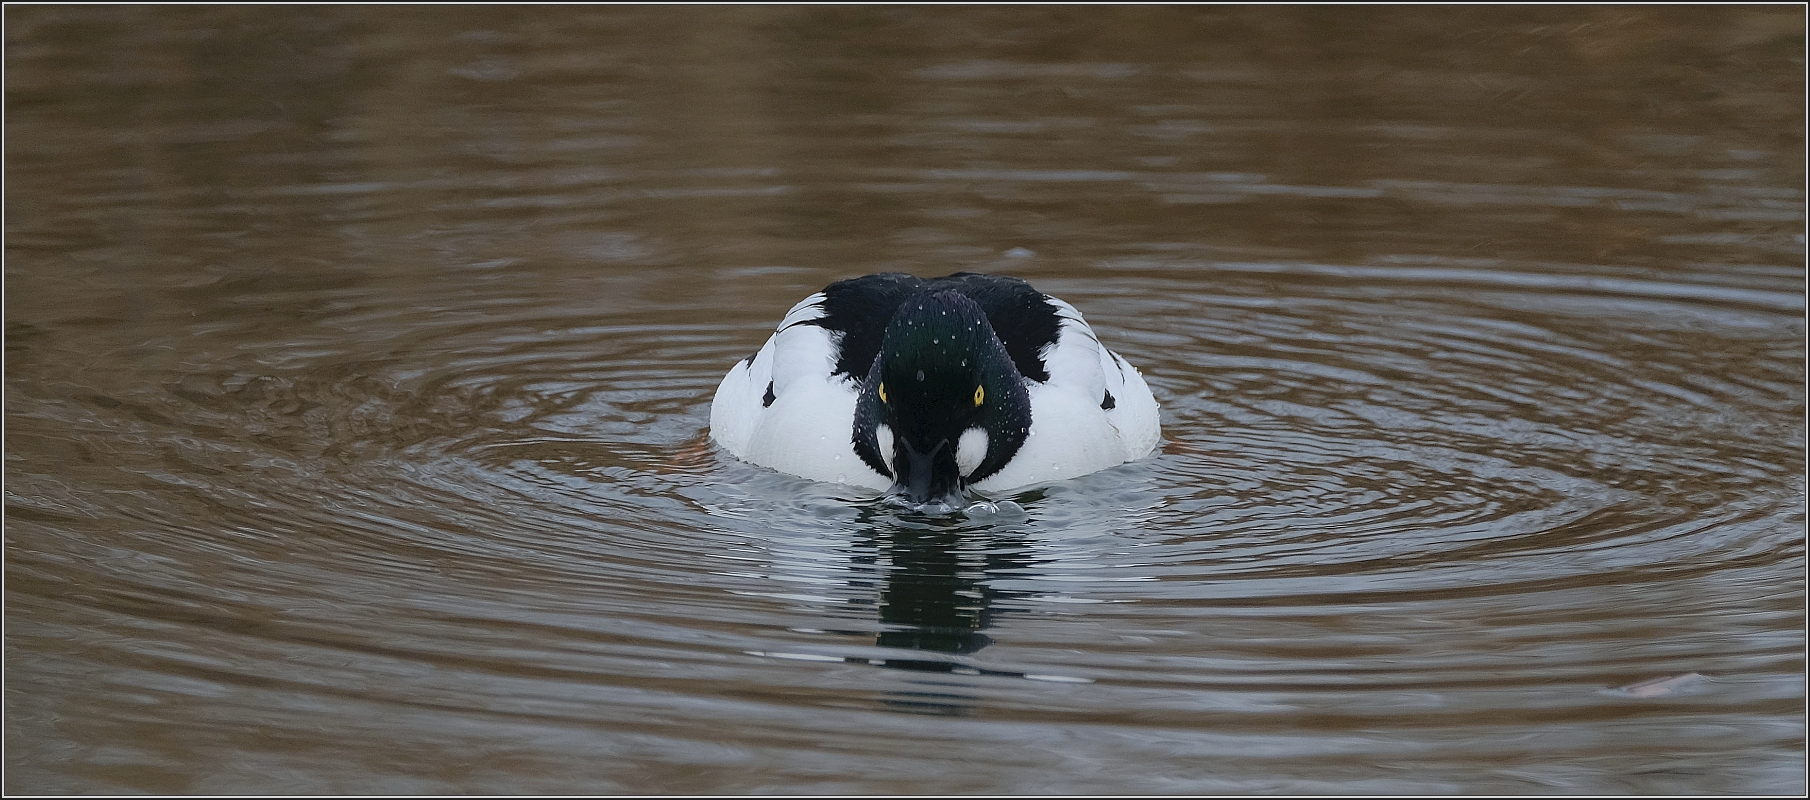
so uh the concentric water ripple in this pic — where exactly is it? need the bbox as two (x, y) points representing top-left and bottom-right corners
(9, 239), (1801, 795)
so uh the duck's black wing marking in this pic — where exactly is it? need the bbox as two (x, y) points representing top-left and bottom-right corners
(792, 271), (1060, 384)
(794, 272), (926, 382)
(929, 272), (1060, 383)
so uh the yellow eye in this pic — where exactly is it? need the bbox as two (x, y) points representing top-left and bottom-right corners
(878, 383), (888, 403)
(973, 385), (984, 406)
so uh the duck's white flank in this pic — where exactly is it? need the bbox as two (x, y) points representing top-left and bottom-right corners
(980, 297), (1160, 491)
(710, 293), (889, 490)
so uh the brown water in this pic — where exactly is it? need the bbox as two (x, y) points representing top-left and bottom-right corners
(6, 5), (1804, 794)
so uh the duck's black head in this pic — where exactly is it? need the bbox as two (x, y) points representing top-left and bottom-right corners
(852, 289), (1031, 507)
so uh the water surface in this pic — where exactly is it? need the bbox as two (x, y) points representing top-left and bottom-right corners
(6, 5), (1804, 794)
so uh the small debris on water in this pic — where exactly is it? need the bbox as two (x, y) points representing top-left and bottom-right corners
(963, 499), (1026, 519)
(1607, 672), (1708, 698)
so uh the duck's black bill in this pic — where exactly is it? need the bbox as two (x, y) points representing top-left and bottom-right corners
(888, 437), (966, 507)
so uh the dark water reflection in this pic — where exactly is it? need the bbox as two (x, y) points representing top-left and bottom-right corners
(6, 5), (1804, 794)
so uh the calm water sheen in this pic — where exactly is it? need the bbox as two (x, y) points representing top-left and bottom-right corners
(6, 6), (1805, 794)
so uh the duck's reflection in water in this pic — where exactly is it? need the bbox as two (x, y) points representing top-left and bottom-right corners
(845, 504), (1044, 715)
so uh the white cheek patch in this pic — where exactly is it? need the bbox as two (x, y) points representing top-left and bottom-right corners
(956, 427), (988, 477)
(876, 424), (895, 467)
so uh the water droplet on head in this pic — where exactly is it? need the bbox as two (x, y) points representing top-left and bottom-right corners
(916, 369), (925, 381)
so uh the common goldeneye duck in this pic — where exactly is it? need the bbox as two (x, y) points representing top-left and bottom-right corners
(710, 272), (1160, 506)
